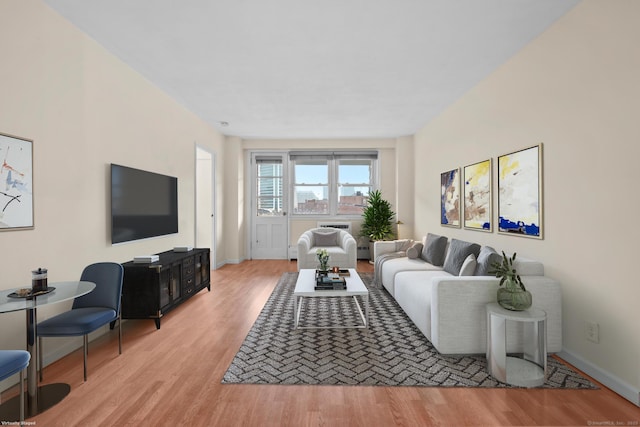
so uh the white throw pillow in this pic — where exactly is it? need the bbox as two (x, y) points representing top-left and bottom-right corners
(459, 253), (477, 276)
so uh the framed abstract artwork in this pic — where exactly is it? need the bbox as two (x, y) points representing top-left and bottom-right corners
(0, 132), (34, 231)
(463, 158), (492, 232)
(440, 168), (460, 228)
(497, 144), (543, 238)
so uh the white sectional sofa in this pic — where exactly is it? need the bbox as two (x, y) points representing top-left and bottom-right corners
(374, 233), (562, 355)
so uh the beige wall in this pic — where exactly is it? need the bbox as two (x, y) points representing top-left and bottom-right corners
(222, 136), (245, 263)
(0, 0), (225, 382)
(413, 0), (640, 394)
(394, 135), (415, 239)
(195, 146), (214, 257)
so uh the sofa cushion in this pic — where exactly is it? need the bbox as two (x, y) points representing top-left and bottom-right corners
(459, 254), (477, 276)
(380, 257), (444, 297)
(406, 242), (423, 259)
(443, 239), (481, 276)
(312, 230), (338, 246)
(475, 246), (502, 276)
(421, 233), (448, 266)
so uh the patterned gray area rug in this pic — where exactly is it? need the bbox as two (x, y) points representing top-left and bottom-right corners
(222, 272), (597, 389)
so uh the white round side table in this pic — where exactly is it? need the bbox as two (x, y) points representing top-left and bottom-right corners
(486, 302), (547, 387)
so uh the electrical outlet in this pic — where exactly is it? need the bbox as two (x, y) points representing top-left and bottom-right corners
(585, 321), (599, 343)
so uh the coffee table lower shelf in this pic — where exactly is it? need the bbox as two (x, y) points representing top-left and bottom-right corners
(293, 269), (369, 330)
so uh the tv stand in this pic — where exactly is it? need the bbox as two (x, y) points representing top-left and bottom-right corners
(121, 248), (210, 329)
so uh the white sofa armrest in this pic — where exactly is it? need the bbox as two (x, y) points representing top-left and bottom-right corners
(339, 231), (357, 268)
(373, 240), (399, 258)
(430, 276), (500, 354)
(373, 239), (413, 260)
(430, 275), (562, 355)
(296, 232), (312, 270)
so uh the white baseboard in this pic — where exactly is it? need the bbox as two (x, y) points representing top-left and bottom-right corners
(558, 348), (640, 407)
(41, 337), (84, 369)
(41, 327), (110, 370)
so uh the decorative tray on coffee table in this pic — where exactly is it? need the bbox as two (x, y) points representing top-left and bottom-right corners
(8, 287), (56, 299)
(315, 273), (347, 291)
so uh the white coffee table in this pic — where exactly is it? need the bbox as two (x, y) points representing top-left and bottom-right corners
(293, 269), (369, 330)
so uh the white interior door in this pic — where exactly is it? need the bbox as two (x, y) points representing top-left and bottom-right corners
(196, 146), (216, 267)
(251, 153), (288, 259)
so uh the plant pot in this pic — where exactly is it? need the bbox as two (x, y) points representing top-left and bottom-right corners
(497, 287), (532, 311)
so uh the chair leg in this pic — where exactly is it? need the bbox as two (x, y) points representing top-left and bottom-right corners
(19, 369), (25, 423)
(38, 336), (43, 382)
(118, 314), (122, 355)
(83, 334), (88, 382)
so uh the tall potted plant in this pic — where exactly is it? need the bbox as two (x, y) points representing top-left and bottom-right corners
(360, 190), (396, 260)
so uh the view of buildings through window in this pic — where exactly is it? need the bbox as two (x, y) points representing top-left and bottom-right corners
(338, 159), (373, 214)
(256, 160), (283, 216)
(293, 156), (374, 216)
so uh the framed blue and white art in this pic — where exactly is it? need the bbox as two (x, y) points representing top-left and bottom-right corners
(0, 132), (34, 231)
(497, 144), (543, 238)
(440, 168), (460, 228)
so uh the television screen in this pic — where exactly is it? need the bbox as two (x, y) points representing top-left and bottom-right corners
(111, 164), (178, 244)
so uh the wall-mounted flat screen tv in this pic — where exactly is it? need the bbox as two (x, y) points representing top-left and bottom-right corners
(111, 163), (178, 244)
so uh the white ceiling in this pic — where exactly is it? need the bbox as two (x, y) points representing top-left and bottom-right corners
(43, 0), (579, 140)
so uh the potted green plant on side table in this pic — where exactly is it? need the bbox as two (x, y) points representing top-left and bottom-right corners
(489, 251), (533, 311)
(360, 190), (396, 262)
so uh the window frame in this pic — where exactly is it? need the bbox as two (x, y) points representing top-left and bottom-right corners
(289, 151), (378, 218)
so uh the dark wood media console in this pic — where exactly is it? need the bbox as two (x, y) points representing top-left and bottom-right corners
(121, 248), (210, 329)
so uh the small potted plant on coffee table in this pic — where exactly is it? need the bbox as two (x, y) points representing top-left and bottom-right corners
(316, 248), (330, 273)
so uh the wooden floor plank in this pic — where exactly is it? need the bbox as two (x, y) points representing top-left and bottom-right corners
(1, 259), (636, 426)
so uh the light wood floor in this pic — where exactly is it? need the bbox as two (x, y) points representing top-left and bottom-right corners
(4, 260), (638, 426)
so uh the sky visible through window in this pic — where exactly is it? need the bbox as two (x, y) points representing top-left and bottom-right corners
(296, 163), (370, 200)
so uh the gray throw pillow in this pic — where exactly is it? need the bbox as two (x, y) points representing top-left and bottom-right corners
(475, 246), (502, 276)
(312, 230), (338, 246)
(421, 233), (448, 266)
(406, 242), (424, 259)
(443, 239), (481, 275)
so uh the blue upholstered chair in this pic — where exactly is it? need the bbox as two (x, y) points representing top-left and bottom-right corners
(37, 262), (124, 381)
(0, 350), (30, 422)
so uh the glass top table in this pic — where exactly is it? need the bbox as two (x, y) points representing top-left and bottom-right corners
(0, 281), (95, 420)
(0, 281), (95, 314)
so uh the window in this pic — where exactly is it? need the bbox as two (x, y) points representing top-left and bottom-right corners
(338, 159), (373, 215)
(256, 158), (283, 216)
(290, 151), (377, 216)
(293, 159), (328, 215)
